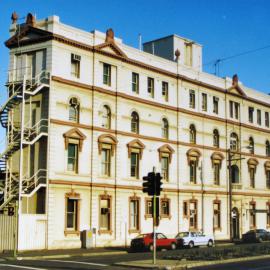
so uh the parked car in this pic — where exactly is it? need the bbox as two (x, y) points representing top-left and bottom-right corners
(130, 233), (177, 251)
(175, 231), (214, 248)
(242, 229), (270, 243)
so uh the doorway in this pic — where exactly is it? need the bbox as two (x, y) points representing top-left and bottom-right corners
(232, 207), (240, 239)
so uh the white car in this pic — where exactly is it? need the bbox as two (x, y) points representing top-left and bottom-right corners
(175, 231), (214, 248)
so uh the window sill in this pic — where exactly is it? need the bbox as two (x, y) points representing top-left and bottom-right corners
(129, 229), (140, 234)
(64, 230), (80, 236)
(145, 214), (152, 219)
(160, 214), (171, 220)
(214, 227), (222, 232)
(98, 229), (113, 235)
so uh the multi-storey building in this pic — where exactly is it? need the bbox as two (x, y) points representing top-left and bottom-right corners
(1, 12), (270, 250)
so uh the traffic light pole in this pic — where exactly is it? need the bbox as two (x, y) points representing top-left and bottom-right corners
(153, 193), (156, 265)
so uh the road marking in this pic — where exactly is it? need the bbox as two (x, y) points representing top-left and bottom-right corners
(50, 259), (108, 267)
(249, 267), (270, 270)
(0, 264), (48, 270)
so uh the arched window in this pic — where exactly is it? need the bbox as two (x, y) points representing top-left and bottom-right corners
(231, 165), (239, 184)
(266, 141), (270, 157)
(69, 97), (80, 123)
(230, 133), (238, 151)
(101, 105), (111, 129)
(213, 129), (219, 148)
(189, 124), (196, 144)
(161, 118), (169, 139)
(131, 111), (139, 134)
(249, 137), (254, 154)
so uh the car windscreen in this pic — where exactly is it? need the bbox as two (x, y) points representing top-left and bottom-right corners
(135, 234), (147, 239)
(177, 232), (189, 237)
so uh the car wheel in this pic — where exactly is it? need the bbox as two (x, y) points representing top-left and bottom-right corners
(188, 241), (194, 248)
(258, 237), (263, 243)
(149, 244), (153, 251)
(171, 242), (177, 250)
(207, 240), (213, 247)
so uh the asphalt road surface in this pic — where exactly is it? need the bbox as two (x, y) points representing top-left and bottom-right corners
(1, 249), (270, 269)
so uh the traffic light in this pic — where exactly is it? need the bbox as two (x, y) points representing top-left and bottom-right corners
(155, 173), (163, 196)
(143, 172), (155, 196)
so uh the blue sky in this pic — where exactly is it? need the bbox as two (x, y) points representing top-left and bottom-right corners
(1, 0), (270, 94)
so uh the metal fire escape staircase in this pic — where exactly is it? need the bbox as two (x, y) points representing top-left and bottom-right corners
(0, 70), (50, 210)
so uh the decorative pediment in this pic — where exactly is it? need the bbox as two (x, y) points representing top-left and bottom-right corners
(227, 74), (247, 97)
(98, 134), (118, 155)
(247, 158), (259, 171)
(63, 128), (86, 151)
(5, 25), (53, 49)
(127, 139), (145, 159)
(158, 144), (175, 163)
(186, 148), (201, 164)
(265, 161), (270, 171)
(94, 28), (127, 58)
(211, 152), (224, 162)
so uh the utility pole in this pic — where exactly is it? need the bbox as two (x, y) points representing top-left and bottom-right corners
(228, 148), (232, 242)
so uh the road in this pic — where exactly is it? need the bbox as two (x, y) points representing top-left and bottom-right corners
(0, 249), (270, 269)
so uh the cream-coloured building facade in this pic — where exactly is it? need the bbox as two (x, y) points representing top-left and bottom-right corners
(1, 13), (270, 250)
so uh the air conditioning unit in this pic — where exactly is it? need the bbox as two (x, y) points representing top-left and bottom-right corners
(71, 53), (81, 62)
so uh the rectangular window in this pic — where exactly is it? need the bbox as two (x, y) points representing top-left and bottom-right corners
(130, 199), (139, 231)
(213, 97), (219, 114)
(213, 202), (221, 229)
(257, 109), (261, 125)
(189, 201), (197, 229)
(266, 171), (270, 189)
(249, 107), (254, 123)
(71, 54), (81, 78)
(267, 204), (270, 227)
(100, 198), (111, 231)
(67, 143), (78, 172)
(229, 101), (233, 118)
(132, 72), (139, 93)
(183, 201), (188, 217)
(145, 199), (153, 216)
(250, 203), (256, 229)
(147, 77), (154, 98)
(185, 43), (192, 66)
(265, 112), (269, 127)
(161, 156), (169, 181)
(189, 90), (195, 109)
(66, 198), (78, 231)
(250, 168), (255, 188)
(213, 163), (220, 185)
(202, 93), (207, 112)
(162, 81), (169, 102)
(235, 102), (239, 120)
(101, 148), (111, 176)
(161, 199), (170, 218)
(130, 152), (139, 179)
(103, 63), (111, 86)
(190, 160), (197, 184)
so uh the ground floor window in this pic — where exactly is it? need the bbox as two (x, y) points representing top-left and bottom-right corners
(129, 198), (140, 232)
(267, 203), (270, 228)
(145, 198), (153, 218)
(99, 195), (111, 233)
(65, 191), (80, 235)
(250, 202), (256, 229)
(189, 201), (197, 230)
(213, 201), (221, 230)
(160, 198), (170, 218)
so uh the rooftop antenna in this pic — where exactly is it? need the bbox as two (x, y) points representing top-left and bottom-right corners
(138, 33), (142, 51)
(152, 42), (155, 55)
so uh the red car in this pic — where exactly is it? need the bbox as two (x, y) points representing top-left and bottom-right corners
(130, 233), (177, 251)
